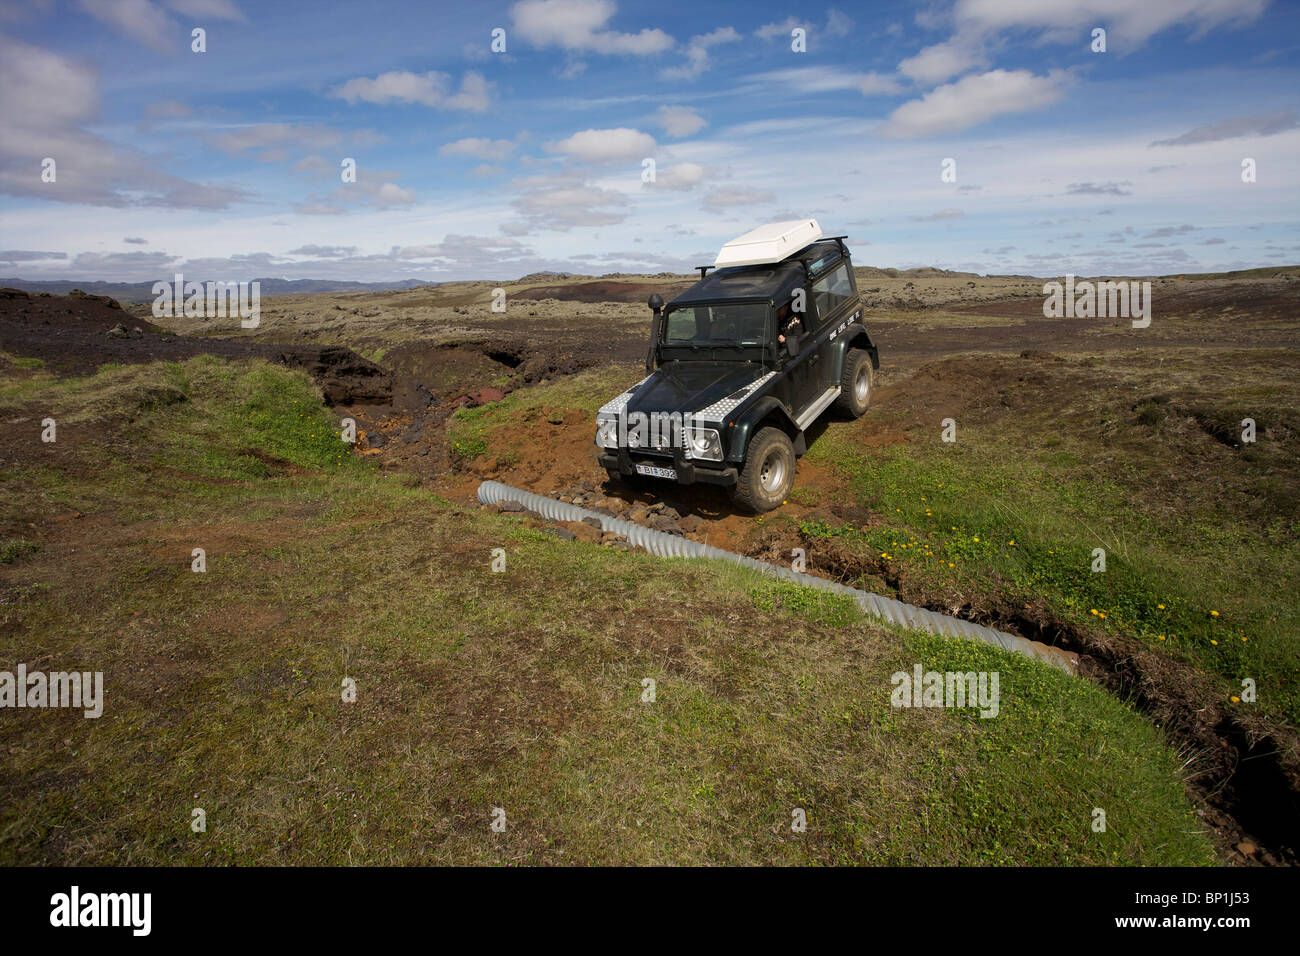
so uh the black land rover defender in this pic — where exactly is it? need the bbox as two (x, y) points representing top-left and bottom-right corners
(595, 233), (879, 512)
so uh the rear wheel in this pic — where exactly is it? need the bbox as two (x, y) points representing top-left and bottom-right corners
(732, 426), (795, 513)
(834, 347), (872, 417)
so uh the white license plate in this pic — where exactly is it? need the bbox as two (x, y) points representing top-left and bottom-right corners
(634, 463), (677, 480)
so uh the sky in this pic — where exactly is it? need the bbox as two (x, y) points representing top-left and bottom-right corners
(1, 0), (1298, 282)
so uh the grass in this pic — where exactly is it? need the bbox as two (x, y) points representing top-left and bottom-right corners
(800, 348), (1300, 727)
(0, 356), (1216, 865)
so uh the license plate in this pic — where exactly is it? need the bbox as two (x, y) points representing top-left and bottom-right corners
(634, 463), (677, 480)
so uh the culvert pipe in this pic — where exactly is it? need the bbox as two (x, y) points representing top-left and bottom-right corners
(477, 480), (1078, 674)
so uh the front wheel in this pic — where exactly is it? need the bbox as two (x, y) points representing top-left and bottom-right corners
(731, 426), (795, 513)
(834, 348), (872, 418)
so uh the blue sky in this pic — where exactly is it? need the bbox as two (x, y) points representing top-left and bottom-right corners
(1, 0), (1298, 281)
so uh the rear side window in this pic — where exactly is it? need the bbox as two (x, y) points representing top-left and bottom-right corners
(812, 263), (853, 323)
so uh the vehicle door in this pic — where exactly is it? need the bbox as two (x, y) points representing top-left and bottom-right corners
(778, 298), (823, 417)
(808, 259), (857, 389)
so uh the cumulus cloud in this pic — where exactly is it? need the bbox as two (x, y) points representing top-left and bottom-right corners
(654, 105), (706, 138)
(509, 173), (631, 231)
(332, 71), (490, 111)
(295, 169), (416, 214)
(880, 68), (1070, 137)
(549, 127), (656, 162)
(755, 16), (805, 40)
(0, 35), (247, 209)
(648, 162), (706, 190)
(510, 0), (673, 55)
(661, 26), (740, 80)
(898, 38), (986, 86)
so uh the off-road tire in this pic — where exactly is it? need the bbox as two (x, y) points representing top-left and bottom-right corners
(732, 426), (796, 513)
(834, 348), (872, 417)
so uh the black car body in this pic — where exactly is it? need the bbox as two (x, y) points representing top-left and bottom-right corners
(596, 235), (879, 511)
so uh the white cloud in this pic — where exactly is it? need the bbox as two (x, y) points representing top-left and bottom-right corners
(210, 123), (346, 156)
(549, 127), (656, 162)
(898, 38), (986, 85)
(332, 71), (490, 111)
(826, 8), (853, 37)
(295, 169), (417, 215)
(650, 162), (706, 190)
(511, 0), (673, 55)
(755, 17), (805, 40)
(880, 69), (1070, 137)
(661, 25), (740, 81)
(751, 66), (902, 96)
(511, 177), (631, 230)
(287, 244), (359, 258)
(655, 105), (706, 138)
(77, 0), (243, 54)
(440, 137), (517, 161)
(1150, 110), (1298, 146)
(951, 0), (1269, 50)
(72, 250), (179, 270)
(0, 35), (246, 209)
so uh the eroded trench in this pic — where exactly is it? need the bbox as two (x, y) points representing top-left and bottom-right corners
(345, 341), (1299, 866)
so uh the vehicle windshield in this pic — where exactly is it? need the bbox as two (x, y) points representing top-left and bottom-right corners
(662, 303), (770, 347)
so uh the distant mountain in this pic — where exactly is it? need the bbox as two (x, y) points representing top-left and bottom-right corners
(0, 277), (438, 303)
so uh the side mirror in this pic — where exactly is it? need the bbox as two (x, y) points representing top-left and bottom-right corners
(648, 293), (664, 312)
(784, 332), (800, 358)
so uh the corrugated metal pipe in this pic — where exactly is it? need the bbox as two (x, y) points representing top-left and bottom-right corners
(477, 480), (1078, 674)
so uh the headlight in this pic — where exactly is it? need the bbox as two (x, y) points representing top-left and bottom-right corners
(595, 415), (619, 449)
(685, 426), (723, 461)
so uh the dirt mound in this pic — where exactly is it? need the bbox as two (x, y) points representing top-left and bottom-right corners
(0, 288), (391, 406)
(513, 280), (693, 303)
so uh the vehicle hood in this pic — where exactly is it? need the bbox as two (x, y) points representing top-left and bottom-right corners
(627, 361), (767, 418)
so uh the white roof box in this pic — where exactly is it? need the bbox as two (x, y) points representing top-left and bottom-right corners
(713, 219), (823, 268)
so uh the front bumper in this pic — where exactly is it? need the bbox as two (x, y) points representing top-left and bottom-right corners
(599, 447), (738, 487)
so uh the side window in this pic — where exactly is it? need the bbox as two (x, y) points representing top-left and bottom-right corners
(811, 263), (853, 325)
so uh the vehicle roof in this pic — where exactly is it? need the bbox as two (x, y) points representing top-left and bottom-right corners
(669, 239), (848, 308)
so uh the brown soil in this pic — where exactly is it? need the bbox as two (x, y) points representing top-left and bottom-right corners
(0, 287), (391, 405)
